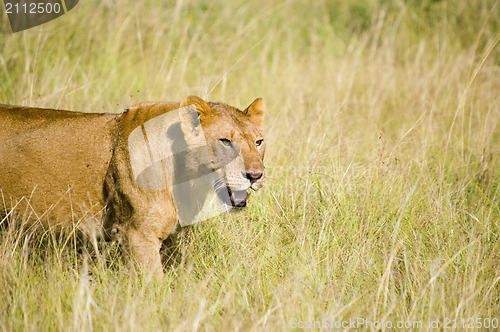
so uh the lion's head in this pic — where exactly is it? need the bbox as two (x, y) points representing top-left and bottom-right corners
(177, 96), (266, 208)
(129, 96), (266, 223)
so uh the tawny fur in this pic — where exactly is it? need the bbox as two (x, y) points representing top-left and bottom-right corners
(0, 96), (266, 277)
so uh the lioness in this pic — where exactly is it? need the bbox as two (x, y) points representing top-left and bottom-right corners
(0, 96), (266, 276)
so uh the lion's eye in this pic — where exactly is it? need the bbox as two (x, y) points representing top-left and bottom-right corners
(255, 139), (264, 146)
(220, 138), (232, 146)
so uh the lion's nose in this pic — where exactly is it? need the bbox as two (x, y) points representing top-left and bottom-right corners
(244, 170), (263, 182)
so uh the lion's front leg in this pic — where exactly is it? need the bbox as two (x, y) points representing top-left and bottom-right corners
(118, 208), (178, 278)
(103, 148), (179, 278)
(124, 226), (164, 278)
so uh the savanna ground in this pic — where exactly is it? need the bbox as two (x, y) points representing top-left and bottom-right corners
(1, 0), (500, 330)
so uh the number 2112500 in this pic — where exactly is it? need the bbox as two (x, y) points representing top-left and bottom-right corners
(5, 2), (61, 14)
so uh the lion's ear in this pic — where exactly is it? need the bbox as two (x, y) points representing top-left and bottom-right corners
(180, 96), (211, 117)
(244, 98), (266, 131)
(178, 106), (202, 143)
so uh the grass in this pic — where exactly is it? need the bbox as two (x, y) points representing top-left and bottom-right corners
(1, 0), (500, 330)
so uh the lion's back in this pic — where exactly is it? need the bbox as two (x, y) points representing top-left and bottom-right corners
(0, 105), (119, 224)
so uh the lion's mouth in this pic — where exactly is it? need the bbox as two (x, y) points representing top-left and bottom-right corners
(230, 189), (249, 208)
(216, 187), (249, 208)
